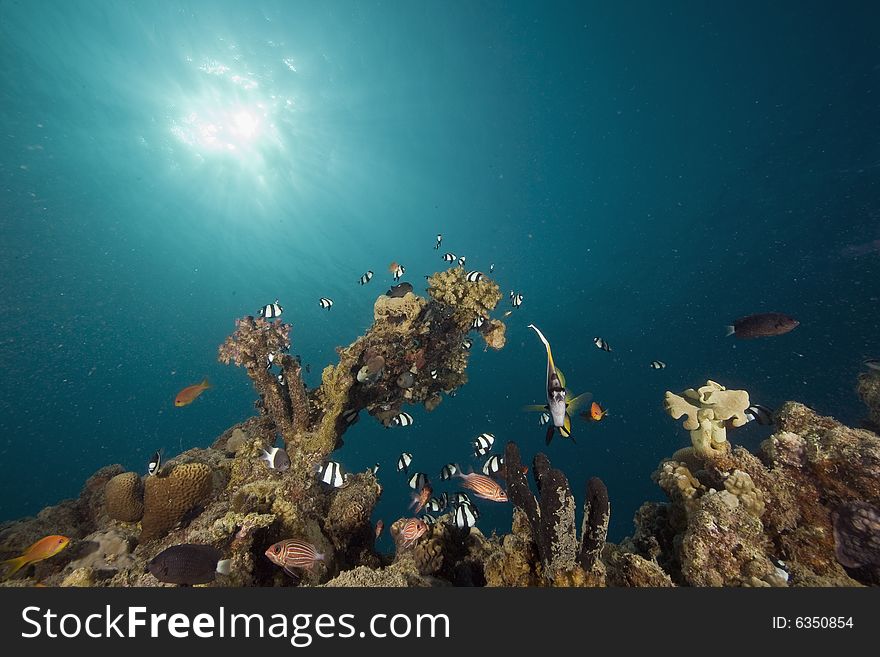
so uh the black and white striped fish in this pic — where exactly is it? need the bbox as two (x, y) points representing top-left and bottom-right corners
(510, 292), (523, 308)
(434, 234), (442, 250)
(392, 264), (405, 281)
(258, 299), (283, 319)
(266, 352), (276, 371)
(482, 454), (503, 476)
(473, 432), (495, 457)
(649, 360), (666, 369)
(370, 463), (379, 476)
(397, 452), (413, 472)
(443, 252), (456, 262)
(489, 263), (495, 273)
(341, 408), (359, 426)
(440, 463), (458, 480)
(316, 461), (346, 488)
(426, 496), (446, 513)
(408, 471), (429, 491)
(148, 450), (162, 476)
(450, 492), (471, 506)
(465, 270), (483, 282)
(359, 271), (373, 285)
(538, 411), (551, 426)
(260, 446), (290, 472)
(744, 404), (774, 426)
(277, 372), (286, 386)
(453, 501), (479, 529)
(389, 411), (414, 427)
(462, 338), (473, 350)
(458, 256), (466, 268)
(430, 369), (438, 379)
(593, 337), (612, 352)
(421, 514), (437, 526)
(319, 297), (333, 310)
(472, 315), (485, 329)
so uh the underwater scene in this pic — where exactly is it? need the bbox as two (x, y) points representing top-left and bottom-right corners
(1, 1), (879, 587)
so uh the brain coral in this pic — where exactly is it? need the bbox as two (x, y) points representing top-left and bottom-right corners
(141, 463), (213, 541)
(104, 472), (144, 522)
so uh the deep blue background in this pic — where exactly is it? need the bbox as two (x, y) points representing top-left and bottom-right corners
(1, 1), (878, 546)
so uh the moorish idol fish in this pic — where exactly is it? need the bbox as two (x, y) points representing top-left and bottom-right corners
(525, 324), (592, 445)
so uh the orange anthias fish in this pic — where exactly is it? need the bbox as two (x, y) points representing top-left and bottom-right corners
(1, 535), (70, 577)
(589, 402), (608, 421)
(375, 519), (384, 539)
(388, 261), (399, 274)
(174, 378), (211, 407)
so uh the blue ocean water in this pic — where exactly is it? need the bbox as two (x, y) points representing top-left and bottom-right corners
(1, 1), (878, 550)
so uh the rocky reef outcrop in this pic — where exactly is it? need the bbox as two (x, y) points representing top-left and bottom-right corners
(624, 386), (880, 587)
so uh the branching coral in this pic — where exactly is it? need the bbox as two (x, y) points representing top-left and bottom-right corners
(218, 317), (308, 439)
(504, 442), (609, 583)
(218, 270), (506, 464)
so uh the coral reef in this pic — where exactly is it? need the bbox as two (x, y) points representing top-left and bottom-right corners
(626, 398), (880, 587)
(218, 267), (505, 464)
(7, 275), (880, 590)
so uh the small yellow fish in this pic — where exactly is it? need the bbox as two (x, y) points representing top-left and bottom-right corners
(1, 535), (70, 577)
(175, 378), (211, 407)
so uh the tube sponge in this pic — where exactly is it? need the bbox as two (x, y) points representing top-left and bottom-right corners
(664, 380), (751, 459)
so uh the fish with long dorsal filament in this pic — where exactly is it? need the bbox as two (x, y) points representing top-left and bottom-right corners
(524, 324), (592, 445)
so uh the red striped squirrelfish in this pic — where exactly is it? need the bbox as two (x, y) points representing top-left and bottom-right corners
(455, 472), (508, 502)
(174, 378), (211, 407)
(397, 518), (428, 549)
(265, 539), (325, 574)
(1, 535), (70, 577)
